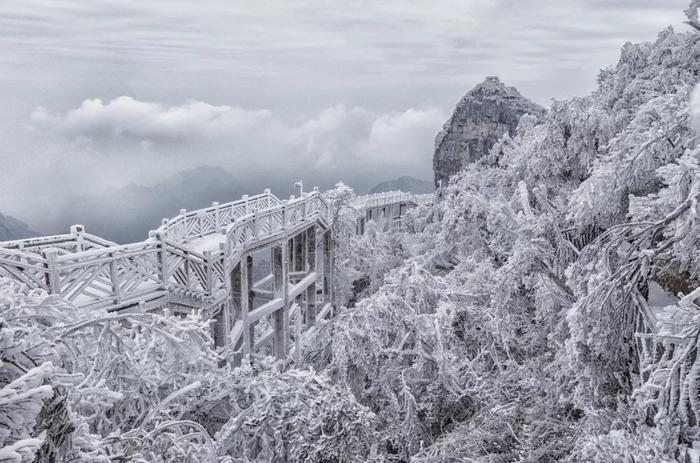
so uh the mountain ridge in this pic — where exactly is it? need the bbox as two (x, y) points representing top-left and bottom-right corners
(369, 176), (434, 194)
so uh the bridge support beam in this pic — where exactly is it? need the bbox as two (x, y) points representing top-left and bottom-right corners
(244, 255), (255, 356)
(230, 262), (242, 364)
(323, 230), (333, 309)
(238, 255), (254, 360)
(305, 227), (317, 328)
(272, 243), (289, 359)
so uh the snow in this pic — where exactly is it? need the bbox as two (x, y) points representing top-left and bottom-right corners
(183, 232), (227, 253)
(691, 82), (700, 135)
(2, 8), (700, 461)
(648, 281), (679, 308)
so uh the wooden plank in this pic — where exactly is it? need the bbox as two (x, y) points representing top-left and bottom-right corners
(248, 297), (284, 323)
(229, 320), (245, 348)
(252, 288), (274, 299)
(288, 272), (316, 300)
(253, 273), (273, 289)
(317, 302), (332, 320)
(289, 302), (300, 319)
(254, 328), (275, 349)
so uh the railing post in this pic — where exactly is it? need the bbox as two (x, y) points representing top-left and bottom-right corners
(203, 250), (213, 294)
(281, 200), (288, 229)
(70, 224), (85, 252)
(212, 201), (220, 229)
(254, 210), (262, 238)
(151, 231), (168, 290)
(196, 211), (205, 237)
(42, 248), (60, 294)
(109, 249), (121, 305)
(243, 195), (250, 215)
(264, 188), (271, 208)
(178, 209), (187, 241)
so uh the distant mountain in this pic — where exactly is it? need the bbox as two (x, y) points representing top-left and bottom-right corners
(0, 212), (36, 241)
(369, 176), (434, 194)
(433, 76), (544, 187)
(58, 166), (246, 243)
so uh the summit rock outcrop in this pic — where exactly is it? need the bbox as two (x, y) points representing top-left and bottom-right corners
(433, 76), (544, 187)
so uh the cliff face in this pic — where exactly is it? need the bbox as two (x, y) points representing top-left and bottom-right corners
(0, 212), (36, 241)
(433, 76), (544, 187)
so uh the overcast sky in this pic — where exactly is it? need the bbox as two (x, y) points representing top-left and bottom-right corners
(0, 0), (692, 234)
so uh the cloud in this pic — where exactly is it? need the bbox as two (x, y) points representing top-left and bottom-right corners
(0, 0), (689, 232)
(18, 96), (445, 233)
(0, 0), (688, 108)
(691, 83), (700, 135)
(359, 108), (445, 165)
(30, 97), (444, 177)
(31, 97), (271, 141)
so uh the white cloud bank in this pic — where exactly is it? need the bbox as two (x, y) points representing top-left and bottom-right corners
(15, 96), (446, 231)
(29, 97), (445, 180)
(32, 97), (272, 141)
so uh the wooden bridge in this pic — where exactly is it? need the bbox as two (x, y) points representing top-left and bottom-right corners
(352, 191), (433, 234)
(0, 188), (432, 362)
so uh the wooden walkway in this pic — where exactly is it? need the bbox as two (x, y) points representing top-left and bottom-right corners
(0, 188), (432, 361)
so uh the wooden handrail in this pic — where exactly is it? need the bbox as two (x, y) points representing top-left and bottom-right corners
(0, 187), (422, 313)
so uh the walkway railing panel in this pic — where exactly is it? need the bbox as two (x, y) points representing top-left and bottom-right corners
(163, 241), (216, 299)
(0, 248), (50, 292)
(222, 191), (330, 266)
(0, 230), (117, 256)
(0, 187), (365, 311)
(158, 191), (275, 243)
(52, 241), (161, 309)
(353, 190), (434, 209)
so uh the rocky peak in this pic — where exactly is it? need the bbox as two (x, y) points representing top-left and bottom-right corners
(433, 77), (544, 187)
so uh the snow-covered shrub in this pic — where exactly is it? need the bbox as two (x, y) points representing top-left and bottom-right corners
(303, 10), (700, 461)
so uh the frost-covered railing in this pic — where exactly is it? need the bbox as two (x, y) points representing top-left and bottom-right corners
(349, 191), (434, 233)
(0, 186), (409, 311)
(47, 240), (163, 309)
(0, 247), (52, 292)
(222, 190), (330, 267)
(161, 240), (226, 304)
(156, 191), (280, 243)
(0, 224), (118, 295)
(0, 189), (331, 311)
(353, 191), (434, 209)
(0, 225), (116, 255)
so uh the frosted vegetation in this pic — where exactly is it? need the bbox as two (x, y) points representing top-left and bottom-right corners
(3, 3), (700, 462)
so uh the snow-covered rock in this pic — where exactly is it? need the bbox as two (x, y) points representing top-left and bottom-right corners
(432, 76), (544, 187)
